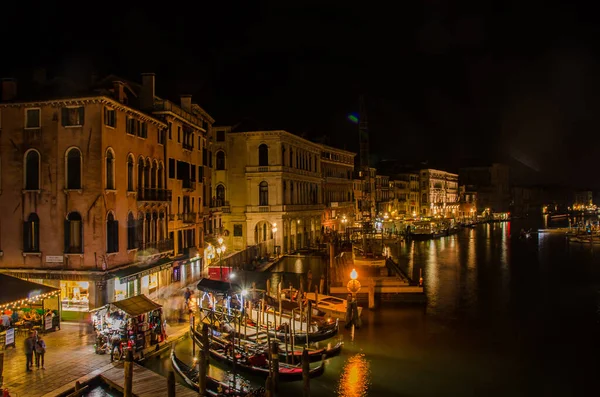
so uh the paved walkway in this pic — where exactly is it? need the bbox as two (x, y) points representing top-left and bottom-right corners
(1, 280), (200, 397)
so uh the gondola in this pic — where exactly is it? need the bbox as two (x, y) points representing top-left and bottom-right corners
(191, 326), (326, 381)
(171, 349), (265, 397)
(205, 326), (343, 364)
(264, 319), (339, 344)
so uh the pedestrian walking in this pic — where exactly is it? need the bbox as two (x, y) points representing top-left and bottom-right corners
(110, 332), (122, 362)
(24, 331), (35, 372)
(35, 335), (46, 369)
(184, 287), (193, 310)
(32, 330), (40, 366)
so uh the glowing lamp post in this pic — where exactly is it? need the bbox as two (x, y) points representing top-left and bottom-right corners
(346, 268), (361, 301)
(272, 223), (278, 257)
(216, 237), (226, 281)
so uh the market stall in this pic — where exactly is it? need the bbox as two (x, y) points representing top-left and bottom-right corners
(0, 273), (61, 347)
(91, 294), (166, 355)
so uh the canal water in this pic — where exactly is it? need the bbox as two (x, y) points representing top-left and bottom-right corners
(145, 220), (600, 396)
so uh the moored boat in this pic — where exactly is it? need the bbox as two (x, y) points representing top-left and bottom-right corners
(170, 349), (264, 396)
(191, 326), (326, 381)
(278, 289), (362, 320)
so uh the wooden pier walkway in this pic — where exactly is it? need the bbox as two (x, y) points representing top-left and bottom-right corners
(101, 362), (197, 397)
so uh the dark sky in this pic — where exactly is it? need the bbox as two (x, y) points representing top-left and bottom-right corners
(2, 1), (599, 188)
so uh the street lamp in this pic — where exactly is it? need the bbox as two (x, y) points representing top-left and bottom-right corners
(272, 223), (278, 257)
(216, 237), (226, 281)
(346, 268), (361, 301)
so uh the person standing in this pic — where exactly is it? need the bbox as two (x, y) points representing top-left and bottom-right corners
(24, 331), (35, 372)
(35, 335), (46, 369)
(32, 330), (40, 366)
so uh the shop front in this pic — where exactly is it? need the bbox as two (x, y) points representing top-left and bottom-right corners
(107, 257), (174, 303)
(91, 294), (166, 358)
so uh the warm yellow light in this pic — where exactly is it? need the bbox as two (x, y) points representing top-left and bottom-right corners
(218, 237), (223, 245)
(350, 269), (358, 280)
(216, 247), (221, 254)
(221, 245), (226, 252)
(273, 223), (277, 227)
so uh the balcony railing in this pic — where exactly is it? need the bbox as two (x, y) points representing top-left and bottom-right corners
(139, 239), (174, 253)
(245, 165), (321, 178)
(153, 100), (205, 130)
(182, 212), (197, 223)
(182, 180), (196, 191)
(246, 204), (324, 213)
(182, 142), (194, 151)
(137, 188), (172, 202)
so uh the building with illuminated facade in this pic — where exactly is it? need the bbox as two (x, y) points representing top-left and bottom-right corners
(320, 145), (356, 233)
(419, 168), (459, 217)
(211, 126), (324, 254)
(0, 72), (214, 318)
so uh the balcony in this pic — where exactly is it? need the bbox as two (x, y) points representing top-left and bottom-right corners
(182, 180), (196, 191)
(245, 165), (320, 178)
(182, 212), (197, 223)
(211, 200), (231, 213)
(139, 239), (174, 253)
(182, 142), (194, 151)
(137, 188), (172, 202)
(245, 204), (324, 213)
(153, 100), (205, 130)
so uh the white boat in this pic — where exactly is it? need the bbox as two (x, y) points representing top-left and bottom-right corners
(280, 289), (362, 320)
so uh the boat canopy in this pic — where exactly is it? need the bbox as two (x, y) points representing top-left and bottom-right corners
(197, 278), (241, 294)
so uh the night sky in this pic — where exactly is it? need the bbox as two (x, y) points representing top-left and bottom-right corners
(2, 1), (599, 188)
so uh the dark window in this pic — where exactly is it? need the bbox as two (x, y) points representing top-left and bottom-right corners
(202, 149), (208, 166)
(233, 224), (243, 237)
(62, 107), (85, 127)
(216, 184), (225, 205)
(216, 151), (225, 170)
(208, 151), (212, 168)
(25, 108), (40, 129)
(198, 165), (204, 180)
(258, 144), (268, 166)
(138, 122), (147, 138)
(65, 212), (83, 253)
(168, 158), (175, 179)
(66, 148), (81, 189)
(104, 108), (116, 127)
(216, 130), (225, 141)
(127, 156), (135, 191)
(168, 122), (172, 139)
(106, 150), (115, 189)
(25, 150), (40, 190)
(259, 181), (269, 206)
(23, 213), (40, 252)
(127, 212), (137, 250)
(107, 213), (119, 253)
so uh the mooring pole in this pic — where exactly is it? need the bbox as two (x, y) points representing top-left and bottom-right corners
(302, 349), (310, 397)
(167, 370), (176, 397)
(198, 350), (207, 396)
(202, 323), (209, 373)
(124, 349), (133, 397)
(271, 340), (280, 392)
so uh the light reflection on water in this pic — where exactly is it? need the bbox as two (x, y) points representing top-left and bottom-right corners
(337, 353), (370, 397)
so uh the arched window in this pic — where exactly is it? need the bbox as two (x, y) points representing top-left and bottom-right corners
(127, 155), (135, 191)
(137, 157), (144, 190)
(259, 181), (269, 206)
(105, 149), (115, 189)
(151, 160), (157, 188)
(216, 184), (225, 206)
(258, 144), (268, 166)
(137, 212), (144, 248)
(65, 212), (83, 253)
(289, 148), (293, 168)
(24, 150), (40, 190)
(144, 158), (150, 189)
(23, 213), (40, 252)
(157, 162), (164, 189)
(66, 148), (82, 189)
(106, 212), (119, 253)
(216, 151), (225, 170)
(127, 212), (136, 250)
(281, 145), (286, 165)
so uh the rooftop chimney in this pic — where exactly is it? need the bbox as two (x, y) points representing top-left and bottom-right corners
(113, 81), (126, 103)
(1, 78), (17, 101)
(140, 73), (155, 110)
(180, 95), (192, 112)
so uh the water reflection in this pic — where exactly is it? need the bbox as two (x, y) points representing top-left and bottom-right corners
(337, 353), (370, 397)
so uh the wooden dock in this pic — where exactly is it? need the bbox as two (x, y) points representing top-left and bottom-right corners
(102, 362), (197, 397)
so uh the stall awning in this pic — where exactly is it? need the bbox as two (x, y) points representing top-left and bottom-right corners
(0, 273), (60, 307)
(197, 278), (240, 294)
(109, 257), (174, 284)
(110, 294), (162, 317)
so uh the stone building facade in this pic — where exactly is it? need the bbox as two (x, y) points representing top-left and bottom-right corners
(419, 168), (459, 217)
(320, 145), (355, 233)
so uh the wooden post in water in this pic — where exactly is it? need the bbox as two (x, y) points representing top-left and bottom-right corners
(267, 279), (271, 297)
(291, 309), (295, 355)
(368, 278), (375, 310)
(284, 325), (290, 364)
(167, 370), (176, 397)
(265, 375), (273, 397)
(319, 276), (325, 298)
(298, 299), (303, 332)
(307, 270), (313, 296)
(192, 315), (196, 357)
(198, 350), (207, 396)
(306, 301), (312, 347)
(271, 340), (280, 392)
(124, 349), (133, 397)
(314, 286), (319, 307)
(302, 349), (310, 397)
(202, 323), (210, 372)
(278, 282), (283, 326)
